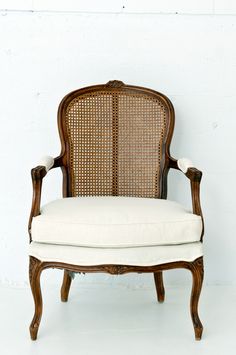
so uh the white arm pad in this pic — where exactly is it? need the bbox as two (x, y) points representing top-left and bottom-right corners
(38, 156), (54, 172)
(177, 158), (194, 174)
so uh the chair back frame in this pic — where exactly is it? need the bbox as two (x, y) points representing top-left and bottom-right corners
(56, 80), (175, 199)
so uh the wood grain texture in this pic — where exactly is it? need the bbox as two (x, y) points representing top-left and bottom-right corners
(29, 256), (204, 340)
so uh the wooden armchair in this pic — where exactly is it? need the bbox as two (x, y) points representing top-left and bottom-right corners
(28, 80), (204, 340)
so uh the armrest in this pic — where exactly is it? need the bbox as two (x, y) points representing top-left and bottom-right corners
(28, 156), (56, 241)
(169, 157), (202, 183)
(37, 155), (54, 172)
(169, 157), (204, 240)
(177, 158), (194, 174)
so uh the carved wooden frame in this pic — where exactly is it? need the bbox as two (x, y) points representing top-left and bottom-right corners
(28, 81), (204, 340)
(29, 256), (204, 341)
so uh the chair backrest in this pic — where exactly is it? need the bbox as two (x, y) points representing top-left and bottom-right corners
(58, 80), (175, 198)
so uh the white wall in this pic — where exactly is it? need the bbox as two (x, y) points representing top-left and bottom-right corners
(0, 1), (236, 288)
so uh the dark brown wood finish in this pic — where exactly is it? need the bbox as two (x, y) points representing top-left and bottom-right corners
(28, 81), (204, 340)
(29, 256), (204, 340)
(61, 270), (72, 302)
(57, 81), (175, 199)
(168, 157), (204, 240)
(154, 271), (165, 303)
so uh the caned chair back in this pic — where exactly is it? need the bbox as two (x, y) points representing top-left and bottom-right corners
(58, 81), (175, 198)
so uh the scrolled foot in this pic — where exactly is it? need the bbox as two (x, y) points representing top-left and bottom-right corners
(194, 326), (203, 341)
(30, 322), (39, 341)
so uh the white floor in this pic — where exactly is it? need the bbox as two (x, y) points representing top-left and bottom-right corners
(0, 281), (235, 355)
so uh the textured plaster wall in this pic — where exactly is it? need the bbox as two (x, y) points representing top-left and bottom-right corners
(0, 1), (236, 287)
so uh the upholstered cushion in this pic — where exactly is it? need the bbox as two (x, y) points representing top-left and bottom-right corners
(31, 197), (202, 248)
(29, 242), (203, 266)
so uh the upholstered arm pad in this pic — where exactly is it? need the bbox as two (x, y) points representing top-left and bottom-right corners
(37, 155), (54, 172)
(177, 158), (194, 173)
(175, 158), (202, 183)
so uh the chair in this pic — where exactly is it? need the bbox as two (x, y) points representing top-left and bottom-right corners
(28, 80), (204, 340)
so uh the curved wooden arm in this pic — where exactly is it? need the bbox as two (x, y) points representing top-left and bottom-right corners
(28, 156), (63, 242)
(169, 157), (204, 241)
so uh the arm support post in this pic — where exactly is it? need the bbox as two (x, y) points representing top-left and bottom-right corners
(28, 156), (56, 241)
(169, 157), (204, 241)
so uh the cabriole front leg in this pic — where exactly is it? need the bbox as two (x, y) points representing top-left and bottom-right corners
(189, 257), (204, 340)
(29, 256), (43, 340)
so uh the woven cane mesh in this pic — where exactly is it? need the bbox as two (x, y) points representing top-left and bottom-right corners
(65, 89), (168, 198)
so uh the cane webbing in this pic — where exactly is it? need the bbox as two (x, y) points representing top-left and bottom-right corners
(65, 89), (168, 198)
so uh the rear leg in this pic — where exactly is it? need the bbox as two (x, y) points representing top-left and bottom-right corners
(153, 271), (165, 303)
(61, 270), (72, 302)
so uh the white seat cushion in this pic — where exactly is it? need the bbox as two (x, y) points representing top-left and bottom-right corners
(29, 242), (203, 266)
(31, 197), (202, 248)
